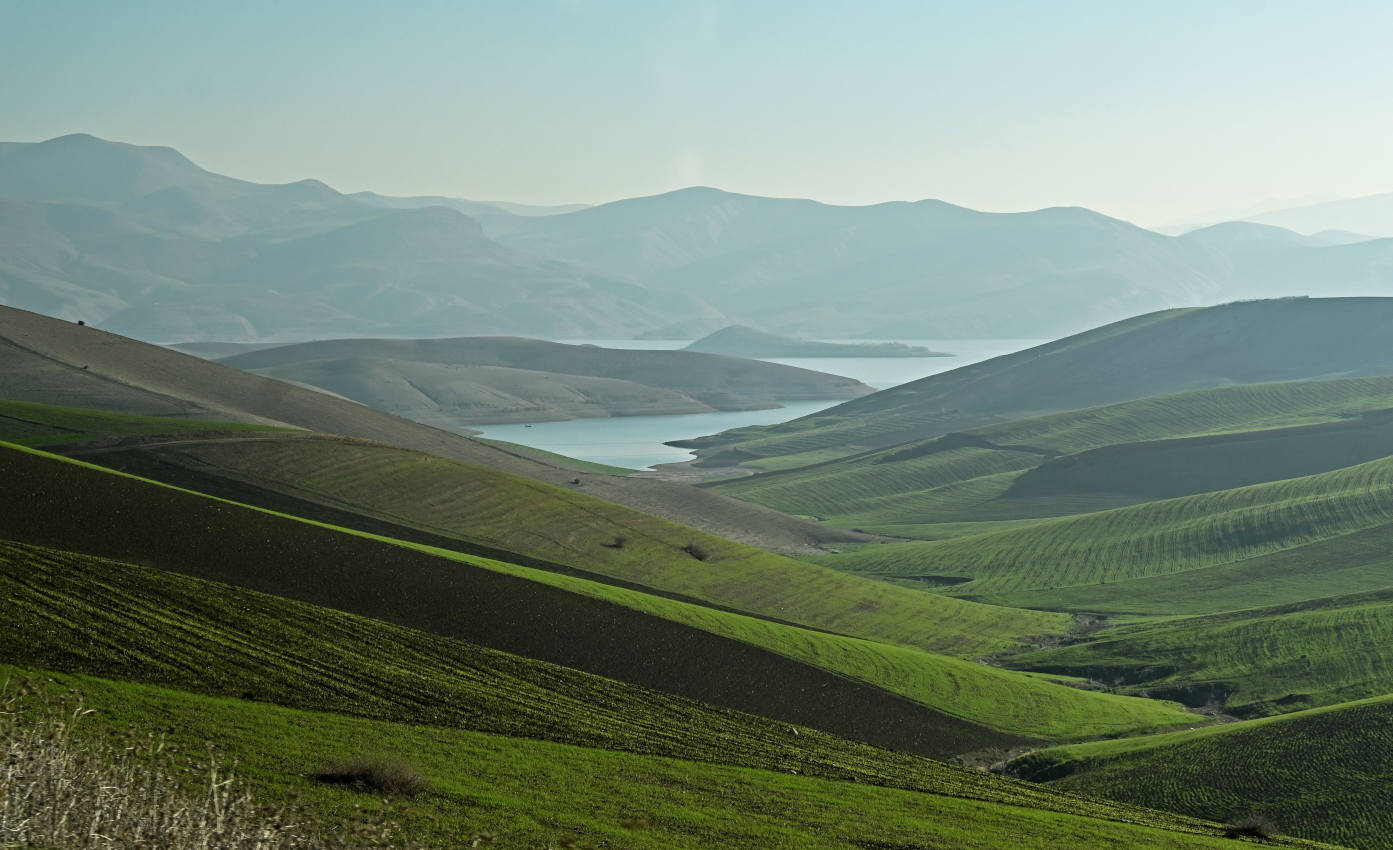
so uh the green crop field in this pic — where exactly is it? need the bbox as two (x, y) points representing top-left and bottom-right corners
(0, 443), (1198, 743)
(813, 453), (1393, 597)
(0, 537), (1020, 782)
(982, 521), (1393, 616)
(5, 670), (1304, 850)
(713, 376), (1393, 535)
(71, 432), (1073, 660)
(1008, 588), (1393, 716)
(1011, 694), (1393, 849)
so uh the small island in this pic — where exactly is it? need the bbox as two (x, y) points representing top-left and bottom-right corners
(685, 325), (951, 358)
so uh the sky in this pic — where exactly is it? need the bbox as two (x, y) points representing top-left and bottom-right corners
(4, 0), (1393, 226)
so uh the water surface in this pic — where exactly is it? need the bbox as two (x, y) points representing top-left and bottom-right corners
(474, 338), (1045, 469)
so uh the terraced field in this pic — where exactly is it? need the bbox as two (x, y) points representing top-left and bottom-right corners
(714, 376), (1393, 535)
(1009, 588), (1393, 716)
(1012, 695), (1393, 849)
(814, 454), (1393, 596)
(7, 671), (1301, 850)
(0, 442), (1197, 744)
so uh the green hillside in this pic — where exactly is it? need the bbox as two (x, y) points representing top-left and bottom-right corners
(985, 521), (1393, 616)
(0, 397), (284, 446)
(683, 299), (1393, 466)
(814, 453), (1393, 599)
(75, 430), (1069, 658)
(714, 376), (1393, 535)
(1009, 588), (1393, 716)
(8, 670), (1295, 850)
(0, 442), (1196, 744)
(1012, 694), (1393, 849)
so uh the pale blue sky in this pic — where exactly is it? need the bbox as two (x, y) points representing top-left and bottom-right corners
(4, 1), (1392, 224)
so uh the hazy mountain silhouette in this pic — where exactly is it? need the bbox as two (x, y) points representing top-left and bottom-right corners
(6, 135), (1393, 341)
(1245, 191), (1393, 237)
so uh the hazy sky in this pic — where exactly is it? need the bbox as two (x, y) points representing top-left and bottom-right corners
(5, 1), (1392, 225)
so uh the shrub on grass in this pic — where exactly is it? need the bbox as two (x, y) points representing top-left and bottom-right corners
(1224, 813), (1278, 839)
(314, 756), (431, 797)
(680, 543), (710, 561)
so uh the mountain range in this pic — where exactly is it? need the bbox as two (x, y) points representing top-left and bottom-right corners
(4, 133), (1393, 342)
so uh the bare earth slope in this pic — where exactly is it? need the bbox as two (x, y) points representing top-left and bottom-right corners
(0, 305), (866, 552)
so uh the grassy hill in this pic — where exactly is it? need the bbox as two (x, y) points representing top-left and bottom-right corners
(1012, 694), (1393, 849)
(813, 452), (1393, 601)
(216, 335), (872, 427)
(0, 308), (868, 554)
(61, 429), (1068, 659)
(8, 669), (1295, 850)
(0, 441), (1197, 744)
(1009, 587), (1393, 716)
(688, 299), (1393, 467)
(715, 375), (1393, 536)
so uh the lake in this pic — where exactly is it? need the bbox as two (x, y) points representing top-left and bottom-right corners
(472, 338), (1046, 470)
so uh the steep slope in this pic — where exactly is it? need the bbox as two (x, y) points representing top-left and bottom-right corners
(0, 306), (866, 553)
(688, 298), (1393, 465)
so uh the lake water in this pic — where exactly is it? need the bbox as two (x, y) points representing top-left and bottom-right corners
(473, 338), (1046, 470)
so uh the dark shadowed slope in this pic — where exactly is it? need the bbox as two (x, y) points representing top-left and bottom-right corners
(687, 298), (1393, 465)
(0, 305), (867, 552)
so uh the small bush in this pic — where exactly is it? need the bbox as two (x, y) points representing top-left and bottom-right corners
(600, 536), (627, 549)
(315, 756), (431, 797)
(1224, 813), (1278, 839)
(681, 543), (710, 561)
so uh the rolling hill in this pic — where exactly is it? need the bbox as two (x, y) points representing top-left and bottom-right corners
(0, 306), (869, 553)
(688, 298), (1393, 467)
(714, 376), (1393, 535)
(0, 440), (1198, 744)
(1012, 694), (1393, 849)
(216, 335), (873, 426)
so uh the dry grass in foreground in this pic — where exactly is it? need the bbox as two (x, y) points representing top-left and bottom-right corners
(0, 684), (404, 849)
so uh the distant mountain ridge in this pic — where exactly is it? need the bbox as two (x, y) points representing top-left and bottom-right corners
(6, 134), (1393, 341)
(685, 325), (948, 358)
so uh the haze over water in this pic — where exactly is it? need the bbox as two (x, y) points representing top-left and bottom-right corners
(474, 339), (1045, 469)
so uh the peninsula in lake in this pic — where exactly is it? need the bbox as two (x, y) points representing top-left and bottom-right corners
(684, 326), (951, 358)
